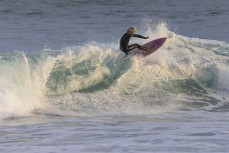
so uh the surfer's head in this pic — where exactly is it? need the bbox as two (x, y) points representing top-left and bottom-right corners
(127, 26), (137, 35)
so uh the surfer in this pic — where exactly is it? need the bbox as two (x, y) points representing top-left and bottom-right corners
(120, 26), (149, 55)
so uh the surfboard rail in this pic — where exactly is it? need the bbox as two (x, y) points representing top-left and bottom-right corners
(133, 37), (167, 57)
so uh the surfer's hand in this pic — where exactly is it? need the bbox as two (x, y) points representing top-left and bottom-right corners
(145, 36), (149, 39)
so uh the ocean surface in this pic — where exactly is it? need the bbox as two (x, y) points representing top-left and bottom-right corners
(0, 0), (229, 152)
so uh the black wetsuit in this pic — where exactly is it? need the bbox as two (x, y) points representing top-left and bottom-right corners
(120, 33), (147, 55)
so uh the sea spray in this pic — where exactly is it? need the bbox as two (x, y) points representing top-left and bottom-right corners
(0, 52), (61, 118)
(0, 24), (228, 119)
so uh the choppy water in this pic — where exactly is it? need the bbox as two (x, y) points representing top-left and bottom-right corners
(0, 0), (229, 153)
(1, 0), (229, 52)
(1, 112), (229, 153)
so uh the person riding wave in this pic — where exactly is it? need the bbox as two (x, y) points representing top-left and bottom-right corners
(120, 26), (149, 55)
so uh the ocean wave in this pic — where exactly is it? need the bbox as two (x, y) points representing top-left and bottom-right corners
(0, 23), (228, 119)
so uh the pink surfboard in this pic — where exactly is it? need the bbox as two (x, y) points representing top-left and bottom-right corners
(127, 37), (167, 58)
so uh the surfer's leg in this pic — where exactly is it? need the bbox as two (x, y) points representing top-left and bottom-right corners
(125, 44), (137, 55)
(134, 44), (146, 50)
(128, 44), (146, 51)
(127, 44), (138, 50)
(125, 44), (146, 55)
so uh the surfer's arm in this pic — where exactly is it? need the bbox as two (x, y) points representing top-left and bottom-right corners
(133, 34), (149, 39)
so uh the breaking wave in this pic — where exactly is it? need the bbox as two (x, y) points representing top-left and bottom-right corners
(0, 23), (228, 119)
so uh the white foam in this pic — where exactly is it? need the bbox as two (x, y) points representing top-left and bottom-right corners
(0, 23), (229, 119)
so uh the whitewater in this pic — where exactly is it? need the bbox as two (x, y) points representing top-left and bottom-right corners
(0, 0), (229, 152)
(0, 23), (228, 119)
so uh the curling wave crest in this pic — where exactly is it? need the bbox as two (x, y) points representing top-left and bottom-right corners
(0, 23), (228, 119)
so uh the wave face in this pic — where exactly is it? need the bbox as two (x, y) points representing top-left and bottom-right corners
(0, 23), (229, 119)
